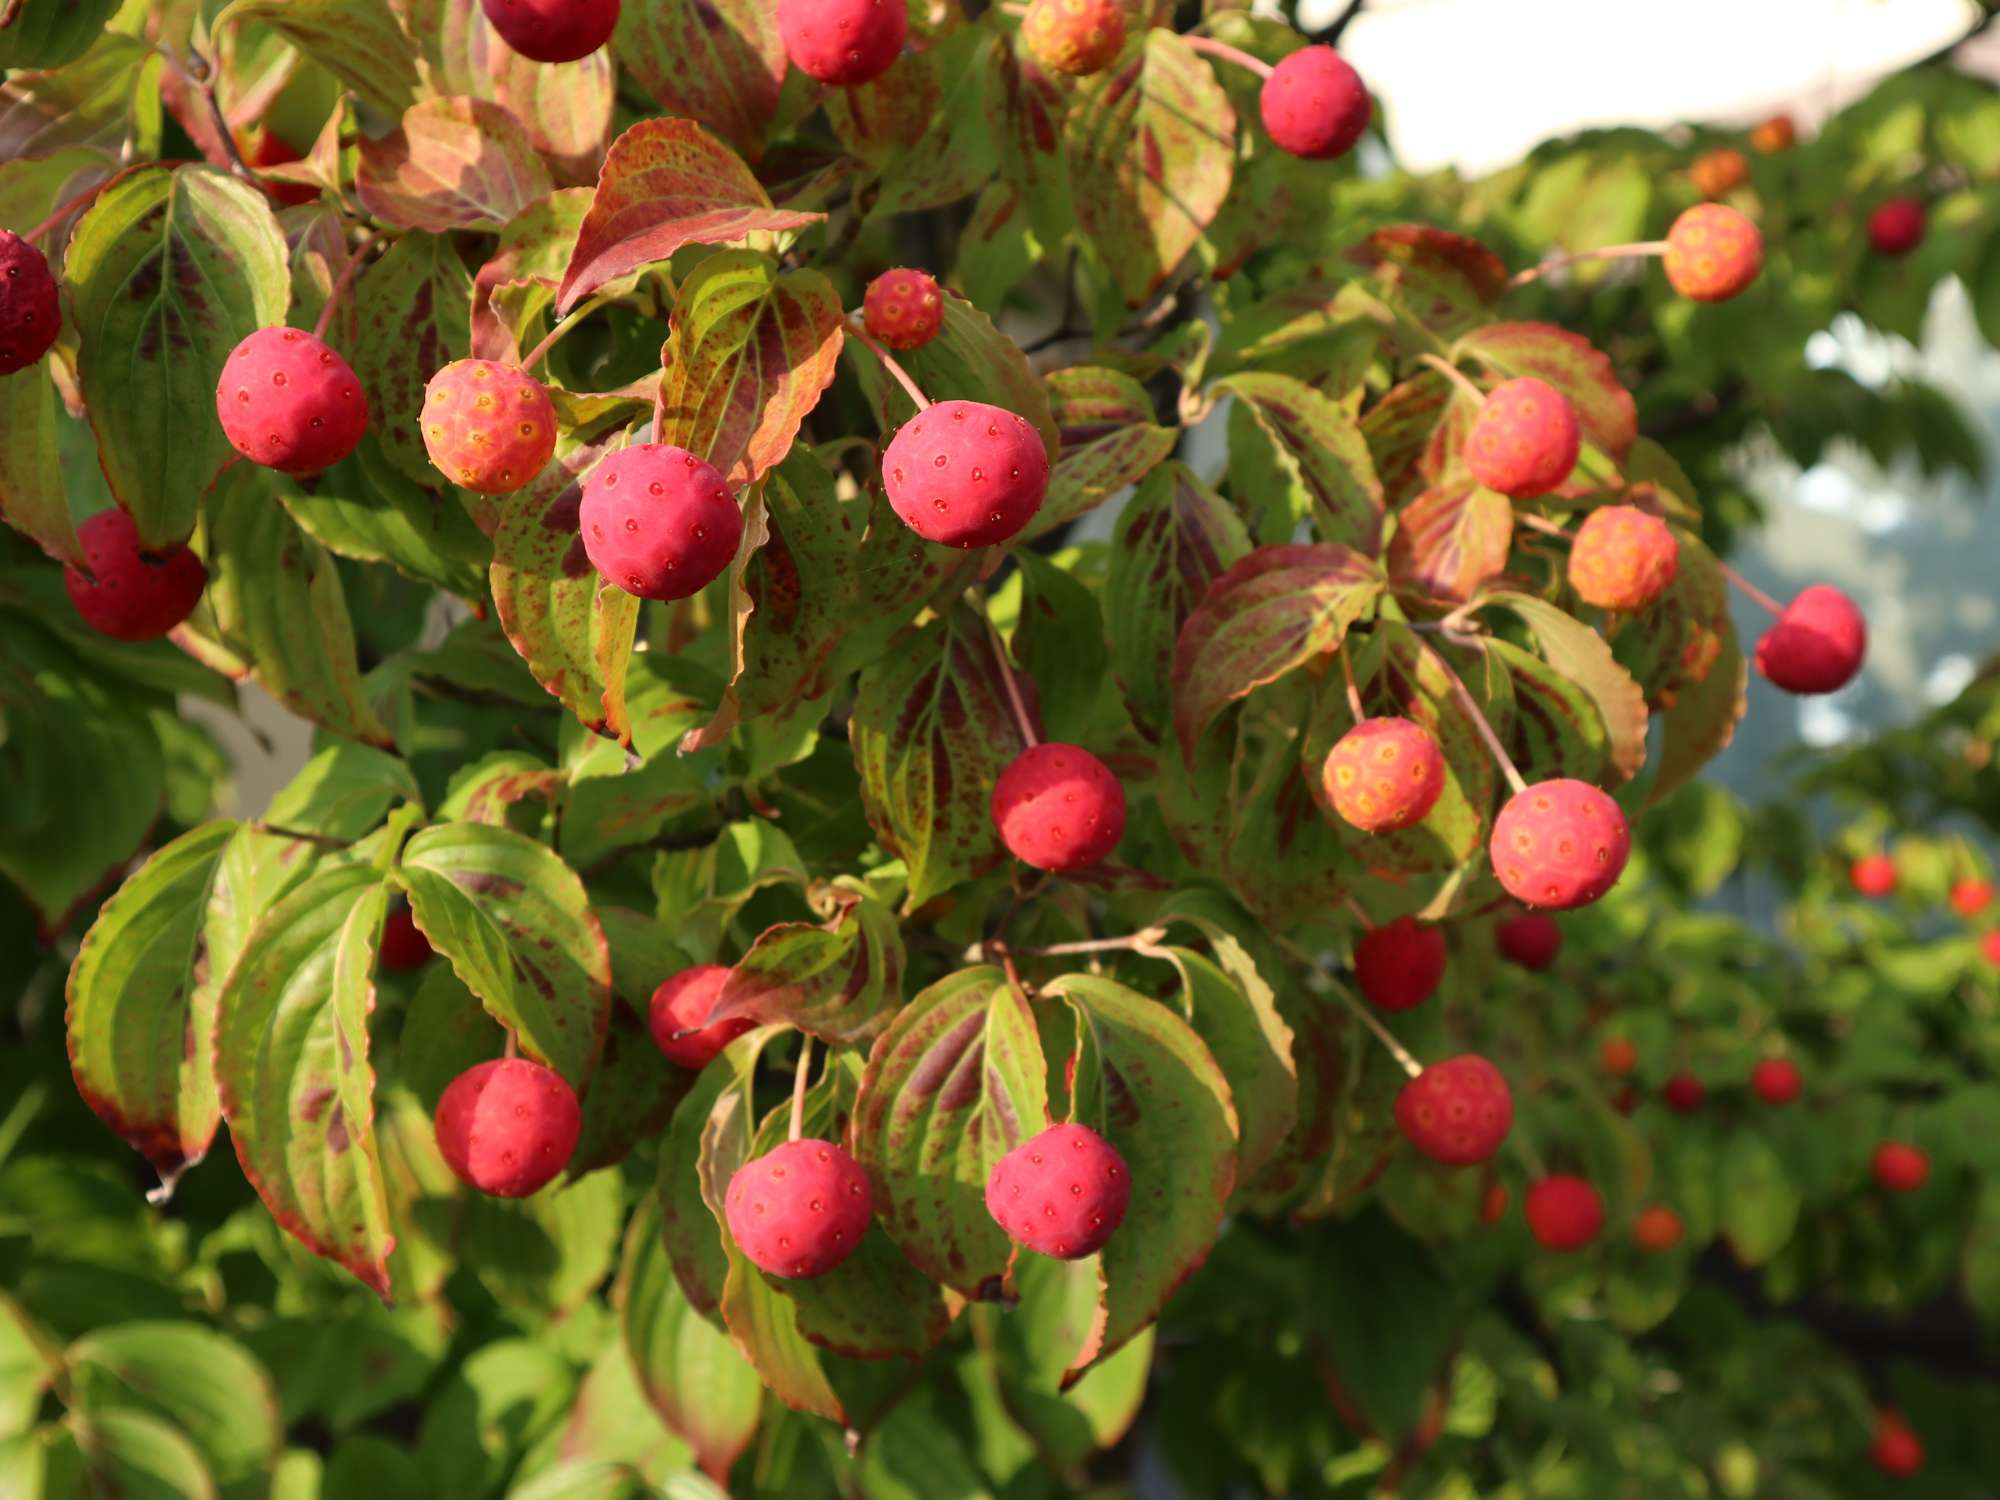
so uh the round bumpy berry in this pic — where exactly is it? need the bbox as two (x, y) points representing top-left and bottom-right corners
(1850, 852), (1897, 898)
(1688, 146), (1750, 199)
(1568, 505), (1679, 612)
(724, 1138), (873, 1279)
(1872, 1141), (1929, 1194)
(1464, 377), (1581, 498)
(579, 444), (742, 601)
(1867, 196), (1926, 257)
(1322, 717), (1445, 833)
(862, 268), (944, 351)
(1394, 1055), (1513, 1167)
(379, 909), (433, 973)
(1750, 1057), (1802, 1106)
(1525, 1175), (1604, 1252)
(648, 964), (756, 1071)
(882, 400), (1050, 548)
(1755, 584), (1866, 695)
(1490, 779), (1632, 911)
(62, 510), (207, 642)
(1353, 916), (1446, 1013)
(1022, 0), (1127, 76)
(778, 0), (906, 87)
(1632, 1204), (1684, 1253)
(0, 229), (60, 375)
(434, 1058), (580, 1198)
(1663, 204), (1764, 302)
(985, 1122), (1129, 1259)
(1871, 1410), (1925, 1478)
(479, 0), (620, 63)
(215, 327), (369, 475)
(1496, 910), (1562, 971)
(1600, 1037), (1639, 1077)
(1950, 877), (1993, 918)
(421, 359), (557, 494)
(1259, 46), (1369, 161)
(991, 743), (1126, 872)
(1750, 113), (1797, 153)
(1662, 1072), (1706, 1115)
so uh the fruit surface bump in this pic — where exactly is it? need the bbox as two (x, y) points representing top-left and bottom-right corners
(1867, 196), (1926, 257)
(725, 1138), (873, 1279)
(0, 228), (61, 374)
(378, 909), (433, 973)
(1490, 779), (1632, 911)
(648, 964), (756, 1070)
(62, 509), (207, 642)
(1568, 505), (1679, 612)
(1023, 0), (1127, 76)
(421, 359), (557, 494)
(1464, 377), (1581, 498)
(1322, 717), (1446, 833)
(480, 0), (621, 63)
(215, 327), (369, 475)
(1755, 584), (1866, 695)
(1258, 46), (1370, 160)
(579, 443), (742, 601)
(1872, 1141), (1929, 1194)
(1394, 1055), (1514, 1166)
(985, 1122), (1130, 1259)
(1663, 204), (1764, 302)
(1496, 910), (1562, 970)
(434, 1058), (580, 1198)
(882, 400), (1050, 548)
(862, 268), (945, 351)
(1525, 1175), (1604, 1251)
(1354, 916), (1447, 1012)
(1750, 1057), (1802, 1105)
(991, 743), (1126, 872)
(779, 0), (906, 86)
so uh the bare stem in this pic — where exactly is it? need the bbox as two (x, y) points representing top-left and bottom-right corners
(521, 291), (613, 374)
(1512, 1133), (1549, 1179)
(1182, 34), (1275, 80)
(993, 927), (1169, 959)
(984, 608), (1041, 750)
(1416, 352), (1488, 407)
(790, 1035), (813, 1142)
(844, 317), (932, 411)
(1423, 641), (1529, 796)
(26, 163), (150, 245)
(503, 1030), (520, 1061)
(312, 231), (379, 342)
(185, 50), (257, 185)
(1327, 976), (1424, 1079)
(1717, 560), (1785, 617)
(1339, 642), (1366, 721)
(1507, 240), (1670, 290)
(1516, 511), (1570, 542)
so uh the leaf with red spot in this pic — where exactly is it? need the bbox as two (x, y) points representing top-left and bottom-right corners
(1652, 622), (1747, 804)
(1387, 474), (1513, 604)
(1493, 592), (1650, 782)
(1062, 30), (1236, 305)
(1487, 637), (1608, 786)
(355, 96), (554, 232)
(1455, 321), (1638, 465)
(1047, 973), (1237, 1370)
(1361, 372), (1453, 509)
(213, 863), (397, 1297)
(704, 888), (904, 1047)
(849, 600), (1032, 908)
(655, 249), (844, 490)
(1217, 371), (1386, 552)
(349, 230), (475, 488)
(612, 0), (785, 164)
(1346, 225), (1508, 344)
(556, 118), (824, 313)
(1029, 367), (1177, 537)
(852, 968), (1048, 1296)
(826, 27), (995, 218)
(1172, 542), (1384, 767)
(471, 189), (590, 362)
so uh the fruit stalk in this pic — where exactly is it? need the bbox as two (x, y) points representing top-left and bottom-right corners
(789, 1035), (812, 1143)
(1715, 559), (1784, 617)
(1180, 34), (1274, 80)
(1327, 975), (1424, 1079)
(985, 608), (1041, 750)
(521, 291), (614, 374)
(844, 317), (933, 411)
(1506, 240), (1671, 289)
(1415, 352), (1488, 406)
(1423, 640), (1529, 796)
(313, 231), (382, 342)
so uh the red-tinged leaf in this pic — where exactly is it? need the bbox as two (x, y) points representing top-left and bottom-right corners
(852, 968), (1047, 1296)
(827, 28), (996, 218)
(706, 889), (905, 1047)
(982, 43), (1070, 247)
(1487, 637), (1608, 787)
(1346, 225), (1508, 343)
(356, 96), (553, 232)
(573, 908), (694, 1174)
(1493, 592), (1650, 782)
(215, 0), (422, 115)
(489, 436), (641, 744)
(612, 0), (784, 164)
(1456, 321), (1638, 464)
(0, 36), (155, 161)
(1361, 373), (1452, 509)
(471, 188), (590, 362)
(65, 822), (237, 1189)
(1062, 30), (1235, 305)
(1172, 542), (1383, 766)
(399, 822), (612, 1092)
(1651, 622), (1747, 804)
(616, 1197), (763, 1482)
(719, 1244), (843, 1421)
(1216, 371), (1386, 552)
(0, 362), (83, 565)
(1387, 475), (1513, 604)
(556, 118), (824, 313)
(1225, 734), (1359, 929)
(850, 292), (1059, 459)
(213, 864), (396, 1297)
(350, 230), (475, 489)
(1029, 367), (1177, 537)
(655, 249), (843, 490)
(1048, 973), (1236, 1368)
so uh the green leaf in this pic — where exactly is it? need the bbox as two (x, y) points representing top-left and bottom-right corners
(1651, 623), (1747, 805)
(348, 231), (475, 490)
(399, 823), (612, 1092)
(282, 432), (492, 600)
(1154, 946), (1297, 1186)
(64, 164), (288, 548)
(459, 1168), (623, 1312)
(571, 908), (692, 1175)
(0, 34), (159, 162)
(0, 363), (82, 565)
(656, 249), (844, 489)
(1718, 1133), (1800, 1266)
(0, 1295), (57, 1440)
(0, 0), (118, 69)
(213, 864), (396, 1296)
(1493, 592), (1649, 783)
(850, 289), (1059, 459)
(65, 822), (237, 1188)
(853, 968), (1046, 1296)
(1031, 366), (1177, 537)
(827, 29), (997, 219)
(355, 97), (554, 233)
(415, 1338), (576, 1498)
(212, 0), (422, 116)
(613, 0), (785, 164)
(1217, 371), (1386, 551)
(67, 1406), (217, 1500)
(67, 1323), (280, 1490)
(1007, 549), (1109, 745)
(1488, 636), (1610, 787)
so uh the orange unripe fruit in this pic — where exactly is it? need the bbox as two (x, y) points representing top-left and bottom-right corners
(1689, 146), (1750, 199)
(1749, 113), (1796, 153)
(1022, 0), (1127, 77)
(1632, 1204), (1684, 1253)
(1490, 779), (1632, 911)
(421, 359), (558, 495)
(1663, 204), (1764, 302)
(1464, 377), (1581, 498)
(1849, 852), (1897, 898)
(1599, 1037), (1639, 1076)
(1568, 505), (1679, 612)
(862, 268), (944, 351)
(1322, 717), (1446, 833)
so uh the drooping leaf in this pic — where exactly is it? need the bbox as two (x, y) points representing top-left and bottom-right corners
(1152, 945), (1296, 1188)
(66, 1323), (280, 1491)
(282, 433), (492, 600)
(1487, 636), (1610, 786)
(612, 0), (785, 164)
(0, 364), (82, 564)
(1217, 371), (1386, 552)
(1651, 623), (1747, 804)
(572, 908), (693, 1174)
(826, 28), (996, 219)
(1347, 225), (1509, 344)
(1493, 592), (1649, 782)
(213, 0), (423, 115)
(0, 0), (119, 69)
(1387, 476), (1513, 604)
(356, 96), (554, 232)
(1030, 367), (1177, 537)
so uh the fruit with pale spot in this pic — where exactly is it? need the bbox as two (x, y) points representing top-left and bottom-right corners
(1568, 505), (1679, 612)
(985, 1122), (1129, 1259)
(215, 327), (369, 475)
(1464, 377), (1581, 498)
(579, 443), (742, 602)
(421, 359), (557, 495)
(1689, 146), (1750, 199)
(1394, 1055), (1513, 1166)
(62, 510), (206, 643)
(1023, 0), (1127, 76)
(1489, 779), (1632, 911)
(725, 1138), (873, 1279)
(1322, 717), (1445, 833)
(882, 400), (1050, 548)
(0, 228), (59, 375)
(862, 268), (944, 351)
(992, 743), (1126, 872)
(434, 1058), (580, 1198)
(1663, 203), (1764, 302)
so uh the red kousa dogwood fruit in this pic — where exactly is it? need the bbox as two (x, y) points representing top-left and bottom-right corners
(882, 400), (1050, 548)
(1663, 203), (1764, 302)
(421, 359), (558, 495)
(1353, 916), (1446, 1012)
(985, 1122), (1130, 1259)
(1984, 930), (2000, 968)
(1525, 1174), (1604, 1251)
(0, 228), (61, 374)
(434, 1058), (580, 1198)
(1849, 852), (1897, 898)
(1496, 910), (1562, 971)
(1022, 0), (1127, 76)
(1465, 377), (1581, 498)
(1950, 877), (1993, 918)
(1750, 1057), (1802, 1106)
(1394, 1055), (1513, 1167)
(62, 510), (206, 643)
(378, 909), (433, 973)
(1871, 1410), (1925, 1478)
(1259, 46), (1370, 160)
(1322, 717), (1446, 833)
(1755, 584), (1866, 694)
(1489, 779), (1632, 911)
(648, 964), (755, 1070)
(579, 443), (742, 602)
(1568, 505), (1680, 611)
(1662, 1072), (1706, 1115)
(1632, 1204), (1685, 1253)
(1872, 1141), (1929, 1194)
(778, 0), (906, 86)
(479, 0), (620, 63)
(1599, 1037), (1639, 1076)
(724, 1138), (873, 1279)
(862, 268), (944, 351)
(1867, 197), (1926, 257)
(991, 743), (1126, 872)
(1688, 146), (1750, 199)
(215, 327), (369, 475)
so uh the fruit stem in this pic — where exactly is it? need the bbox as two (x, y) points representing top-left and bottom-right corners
(503, 1030), (519, 1061)
(1415, 352), (1488, 407)
(789, 1035), (813, 1143)
(1327, 977), (1424, 1079)
(1506, 240), (1670, 289)
(984, 609), (1041, 750)
(26, 163), (152, 245)
(994, 927), (1168, 959)
(1716, 560), (1784, 617)
(312, 230), (381, 343)
(1181, 34), (1275, 81)
(844, 317), (932, 411)
(182, 48), (259, 187)
(521, 291), (613, 375)
(1423, 640), (1529, 796)
(1515, 512), (1570, 543)
(1338, 643), (1366, 722)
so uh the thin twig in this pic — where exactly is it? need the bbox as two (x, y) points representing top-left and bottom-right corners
(1717, 560), (1784, 617)
(1327, 976), (1424, 1079)
(1416, 351), (1488, 406)
(312, 230), (379, 343)
(984, 607), (1041, 750)
(1181, 33), (1274, 79)
(248, 821), (354, 848)
(521, 291), (612, 374)
(1422, 640), (1529, 796)
(991, 928), (1169, 960)
(844, 317), (932, 410)
(1338, 641), (1366, 721)
(184, 50), (257, 185)
(26, 163), (152, 244)
(1506, 240), (1669, 290)
(1516, 511), (1569, 542)
(789, 1035), (813, 1142)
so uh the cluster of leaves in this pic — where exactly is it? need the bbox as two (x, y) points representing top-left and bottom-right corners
(2, 0), (1999, 1495)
